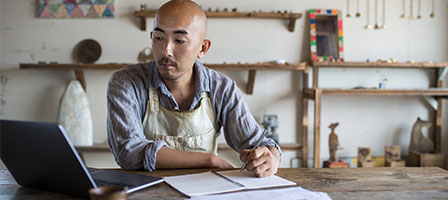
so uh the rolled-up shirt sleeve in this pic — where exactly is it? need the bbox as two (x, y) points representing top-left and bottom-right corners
(107, 69), (167, 171)
(218, 80), (282, 157)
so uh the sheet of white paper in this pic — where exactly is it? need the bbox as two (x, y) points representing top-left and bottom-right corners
(165, 170), (297, 197)
(187, 187), (332, 200)
(217, 170), (297, 189)
(164, 171), (243, 196)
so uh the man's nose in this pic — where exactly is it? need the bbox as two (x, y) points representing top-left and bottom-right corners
(162, 39), (174, 57)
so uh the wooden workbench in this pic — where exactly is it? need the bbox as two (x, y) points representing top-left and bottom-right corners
(1, 167), (448, 199)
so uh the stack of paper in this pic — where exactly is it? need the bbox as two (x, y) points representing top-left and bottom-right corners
(164, 170), (297, 197)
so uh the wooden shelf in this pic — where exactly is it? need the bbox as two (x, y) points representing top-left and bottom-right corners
(20, 63), (128, 70)
(134, 10), (302, 32)
(304, 88), (448, 98)
(313, 61), (448, 68)
(19, 63), (306, 71)
(20, 62), (307, 95)
(303, 61), (448, 168)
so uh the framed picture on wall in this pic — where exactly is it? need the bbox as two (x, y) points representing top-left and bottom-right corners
(38, 0), (115, 19)
(309, 9), (344, 62)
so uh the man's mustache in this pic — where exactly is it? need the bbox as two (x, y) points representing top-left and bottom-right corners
(158, 57), (177, 67)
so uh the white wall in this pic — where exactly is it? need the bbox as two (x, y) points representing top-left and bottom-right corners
(1, 0), (447, 168)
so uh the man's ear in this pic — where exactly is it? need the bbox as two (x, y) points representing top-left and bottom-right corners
(150, 31), (154, 39)
(197, 39), (211, 59)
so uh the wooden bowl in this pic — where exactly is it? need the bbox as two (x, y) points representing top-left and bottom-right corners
(74, 39), (102, 64)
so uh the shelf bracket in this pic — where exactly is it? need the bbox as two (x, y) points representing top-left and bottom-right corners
(288, 17), (296, 32)
(438, 67), (448, 81)
(422, 96), (438, 111)
(139, 17), (147, 31)
(247, 70), (257, 95)
(74, 69), (87, 92)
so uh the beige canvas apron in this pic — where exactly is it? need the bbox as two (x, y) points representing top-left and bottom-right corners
(142, 89), (218, 154)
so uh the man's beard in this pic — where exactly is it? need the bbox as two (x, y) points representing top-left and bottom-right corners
(158, 56), (179, 80)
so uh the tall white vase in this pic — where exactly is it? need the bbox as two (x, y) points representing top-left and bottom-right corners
(57, 80), (93, 146)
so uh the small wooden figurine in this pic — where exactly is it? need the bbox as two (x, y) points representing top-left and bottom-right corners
(408, 117), (446, 168)
(323, 123), (349, 168)
(409, 117), (433, 153)
(329, 122), (339, 162)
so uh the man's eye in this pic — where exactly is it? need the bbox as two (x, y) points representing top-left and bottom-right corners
(154, 36), (163, 41)
(175, 39), (185, 44)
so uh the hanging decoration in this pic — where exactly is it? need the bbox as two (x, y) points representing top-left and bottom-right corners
(381, 0), (386, 29)
(409, 0), (414, 20)
(374, 0), (380, 29)
(365, 0), (373, 29)
(346, 0), (351, 17)
(400, 0), (406, 18)
(38, 0), (115, 19)
(417, 0), (422, 19)
(430, 0), (435, 18)
(356, 0), (361, 17)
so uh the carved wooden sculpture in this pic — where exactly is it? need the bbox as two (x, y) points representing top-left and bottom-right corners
(410, 117), (433, 153)
(329, 122), (339, 162)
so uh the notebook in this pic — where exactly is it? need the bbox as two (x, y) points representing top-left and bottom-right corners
(0, 120), (164, 198)
(164, 169), (297, 196)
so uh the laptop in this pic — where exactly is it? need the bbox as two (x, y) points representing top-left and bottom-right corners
(0, 120), (164, 198)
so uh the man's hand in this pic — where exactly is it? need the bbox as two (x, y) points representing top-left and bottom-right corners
(209, 154), (233, 169)
(240, 146), (280, 177)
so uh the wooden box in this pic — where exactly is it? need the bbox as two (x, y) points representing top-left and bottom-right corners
(408, 150), (446, 168)
(323, 160), (349, 168)
(359, 160), (375, 167)
(358, 147), (372, 162)
(385, 145), (401, 162)
(357, 147), (373, 167)
(386, 160), (406, 167)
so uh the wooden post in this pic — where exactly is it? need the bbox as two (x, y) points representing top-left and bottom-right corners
(302, 67), (309, 168)
(247, 70), (256, 95)
(313, 65), (319, 88)
(435, 68), (443, 153)
(74, 69), (87, 92)
(313, 89), (322, 168)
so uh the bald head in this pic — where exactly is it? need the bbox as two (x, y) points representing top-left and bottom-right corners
(154, 0), (207, 39)
(150, 0), (212, 82)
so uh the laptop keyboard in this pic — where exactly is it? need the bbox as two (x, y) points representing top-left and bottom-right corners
(94, 179), (131, 187)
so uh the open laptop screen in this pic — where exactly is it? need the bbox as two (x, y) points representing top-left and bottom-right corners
(0, 120), (163, 198)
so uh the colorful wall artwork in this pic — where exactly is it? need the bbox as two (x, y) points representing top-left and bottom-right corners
(309, 9), (344, 62)
(38, 0), (115, 19)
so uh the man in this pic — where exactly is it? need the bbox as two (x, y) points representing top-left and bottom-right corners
(107, 0), (281, 177)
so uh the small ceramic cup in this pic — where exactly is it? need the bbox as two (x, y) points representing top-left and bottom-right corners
(89, 186), (127, 200)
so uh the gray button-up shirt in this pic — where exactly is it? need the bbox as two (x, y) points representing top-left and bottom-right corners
(107, 60), (281, 171)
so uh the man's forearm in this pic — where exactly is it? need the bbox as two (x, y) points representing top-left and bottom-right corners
(155, 146), (224, 169)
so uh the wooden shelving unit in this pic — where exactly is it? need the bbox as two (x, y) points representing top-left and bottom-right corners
(134, 10), (302, 32)
(19, 62), (307, 95)
(303, 61), (448, 168)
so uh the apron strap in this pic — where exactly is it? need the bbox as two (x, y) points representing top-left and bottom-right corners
(200, 91), (208, 99)
(148, 89), (159, 113)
